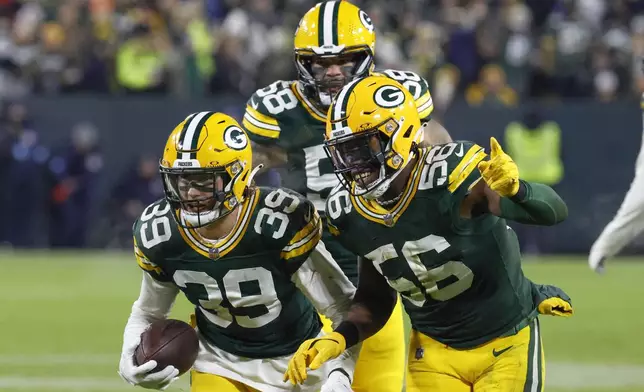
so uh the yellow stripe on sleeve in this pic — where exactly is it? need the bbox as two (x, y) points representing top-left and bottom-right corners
(447, 145), (487, 193)
(280, 212), (322, 260)
(416, 91), (434, 119)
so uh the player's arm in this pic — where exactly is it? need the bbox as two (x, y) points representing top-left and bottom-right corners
(463, 137), (568, 226)
(119, 237), (181, 388)
(333, 256), (397, 347)
(242, 91), (288, 172)
(290, 240), (361, 385)
(284, 255), (396, 385)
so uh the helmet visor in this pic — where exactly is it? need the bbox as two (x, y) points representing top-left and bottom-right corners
(160, 166), (233, 227)
(325, 128), (390, 193)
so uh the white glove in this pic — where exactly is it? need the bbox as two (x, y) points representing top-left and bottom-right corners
(588, 248), (606, 274)
(118, 336), (180, 390)
(320, 369), (353, 392)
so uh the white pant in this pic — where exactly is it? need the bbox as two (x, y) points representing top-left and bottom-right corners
(591, 125), (644, 258)
(192, 331), (329, 392)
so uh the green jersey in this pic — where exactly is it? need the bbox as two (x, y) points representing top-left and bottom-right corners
(132, 187), (323, 358)
(242, 70), (434, 283)
(326, 141), (538, 349)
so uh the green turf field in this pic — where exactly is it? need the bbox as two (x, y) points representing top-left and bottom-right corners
(1, 252), (643, 392)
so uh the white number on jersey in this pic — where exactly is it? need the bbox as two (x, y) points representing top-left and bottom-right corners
(254, 189), (301, 239)
(326, 186), (351, 220)
(383, 69), (423, 100)
(255, 81), (298, 115)
(174, 268), (282, 329)
(139, 202), (172, 248)
(418, 142), (462, 190)
(366, 234), (474, 306)
(304, 144), (339, 211)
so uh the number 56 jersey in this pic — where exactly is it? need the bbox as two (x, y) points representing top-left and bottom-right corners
(326, 142), (538, 349)
(132, 187), (327, 359)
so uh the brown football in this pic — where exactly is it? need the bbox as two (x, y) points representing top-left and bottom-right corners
(134, 319), (199, 375)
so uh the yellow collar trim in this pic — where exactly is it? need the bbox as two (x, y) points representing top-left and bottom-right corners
(350, 149), (428, 226)
(177, 188), (260, 259)
(292, 82), (326, 122)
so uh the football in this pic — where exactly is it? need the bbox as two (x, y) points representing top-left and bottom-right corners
(134, 319), (199, 375)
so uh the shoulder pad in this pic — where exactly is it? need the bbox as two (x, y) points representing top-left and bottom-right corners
(132, 199), (180, 256)
(377, 69), (433, 119)
(255, 187), (322, 263)
(132, 199), (177, 281)
(243, 80), (298, 142)
(419, 141), (487, 193)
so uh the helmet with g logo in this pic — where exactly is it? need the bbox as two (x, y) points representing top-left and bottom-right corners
(294, 1), (376, 107)
(324, 75), (423, 199)
(160, 112), (254, 228)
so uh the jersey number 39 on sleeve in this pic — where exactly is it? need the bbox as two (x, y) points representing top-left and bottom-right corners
(174, 267), (282, 329)
(139, 202), (172, 248)
(366, 234), (473, 306)
(254, 189), (300, 239)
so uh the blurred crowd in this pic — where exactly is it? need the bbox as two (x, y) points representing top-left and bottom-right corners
(2, 0), (644, 249)
(0, 0), (641, 110)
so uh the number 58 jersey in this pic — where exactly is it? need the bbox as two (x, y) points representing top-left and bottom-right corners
(326, 142), (538, 349)
(132, 187), (324, 358)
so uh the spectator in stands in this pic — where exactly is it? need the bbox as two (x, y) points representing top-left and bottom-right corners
(466, 64), (518, 107)
(47, 122), (102, 248)
(106, 154), (164, 248)
(0, 101), (48, 247)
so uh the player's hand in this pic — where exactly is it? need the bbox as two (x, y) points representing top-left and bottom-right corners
(284, 332), (347, 385)
(538, 297), (574, 317)
(477, 137), (520, 197)
(118, 337), (179, 390)
(320, 369), (353, 392)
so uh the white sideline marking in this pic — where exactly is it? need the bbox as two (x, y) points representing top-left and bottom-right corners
(0, 354), (115, 365)
(0, 377), (190, 391)
(1, 355), (644, 389)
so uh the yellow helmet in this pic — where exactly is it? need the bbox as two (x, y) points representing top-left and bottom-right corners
(325, 75), (423, 200)
(294, 1), (376, 107)
(160, 112), (255, 228)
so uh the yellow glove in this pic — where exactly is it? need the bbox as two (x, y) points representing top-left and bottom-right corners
(283, 332), (346, 385)
(477, 137), (520, 197)
(538, 297), (574, 317)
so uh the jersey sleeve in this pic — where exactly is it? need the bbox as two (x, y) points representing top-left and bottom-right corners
(379, 69), (434, 121)
(423, 141), (488, 209)
(255, 188), (323, 272)
(242, 85), (284, 145)
(132, 201), (173, 283)
(324, 185), (358, 254)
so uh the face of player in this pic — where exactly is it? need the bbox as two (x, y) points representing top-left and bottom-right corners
(310, 54), (357, 97)
(329, 131), (386, 190)
(175, 172), (227, 213)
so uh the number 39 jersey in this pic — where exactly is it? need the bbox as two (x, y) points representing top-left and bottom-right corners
(326, 142), (538, 349)
(242, 70), (434, 213)
(132, 187), (323, 358)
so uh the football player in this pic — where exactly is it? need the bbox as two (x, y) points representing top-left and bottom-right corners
(283, 76), (574, 392)
(118, 112), (358, 392)
(242, 2), (449, 390)
(588, 93), (644, 273)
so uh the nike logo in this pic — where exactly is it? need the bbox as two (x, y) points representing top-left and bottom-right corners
(455, 144), (464, 157)
(492, 345), (513, 357)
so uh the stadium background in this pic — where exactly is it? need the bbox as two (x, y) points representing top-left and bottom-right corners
(1, 0), (643, 391)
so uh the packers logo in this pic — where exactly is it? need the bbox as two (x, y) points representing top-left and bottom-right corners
(223, 126), (248, 150)
(359, 10), (374, 33)
(374, 85), (405, 108)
